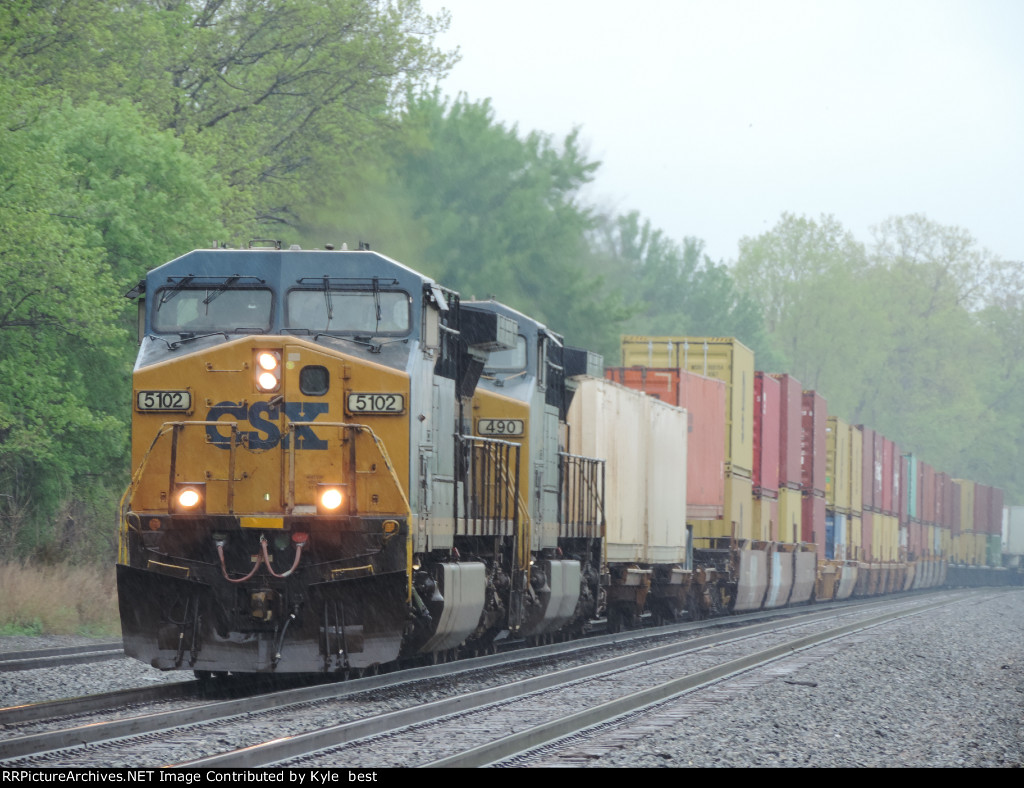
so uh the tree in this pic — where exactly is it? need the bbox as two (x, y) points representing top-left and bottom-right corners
(380, 93), (625, 354)
(592, 211), (774, 364)
(0, 0), (456, 234)
(0, 86), (229, 560)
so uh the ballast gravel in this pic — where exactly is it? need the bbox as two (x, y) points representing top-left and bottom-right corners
(2, 589), (1022, 768)
(519, 589), (1024, 768)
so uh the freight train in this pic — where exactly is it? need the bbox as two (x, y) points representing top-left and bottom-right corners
(117, 242), (1022, 676)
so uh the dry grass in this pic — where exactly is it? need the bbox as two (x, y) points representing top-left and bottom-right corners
(0, 562), (121, 636)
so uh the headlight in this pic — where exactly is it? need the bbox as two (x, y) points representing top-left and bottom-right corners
(317, 484), (346, 514)
(173, 483), (206, 513)
(255, 350), (281, 392)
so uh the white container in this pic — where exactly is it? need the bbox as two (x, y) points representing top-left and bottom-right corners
(567, 377), (688, 565)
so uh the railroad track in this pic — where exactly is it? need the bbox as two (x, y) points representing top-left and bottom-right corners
(0, 589), (984, 767)
(0, 642), (124, 673)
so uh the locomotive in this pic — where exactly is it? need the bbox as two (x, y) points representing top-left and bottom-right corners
(117, 242), (1017, 676)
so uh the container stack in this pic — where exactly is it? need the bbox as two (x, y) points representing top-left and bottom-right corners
(603, 366), (726, 523)
(772, 373), (804, 545)
(825, 416), (852, 561)
(800, 390), (827, 559)
(620, 336), (754, 543)
(753, 372), (780, 541)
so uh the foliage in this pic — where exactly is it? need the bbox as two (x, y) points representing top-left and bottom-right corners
(381, 93), (628, 356)
(592, 211), (776, 365)
(0, 0), (456, 234)
(734, 212), (1024, 501)
(0, 85), (229, 560)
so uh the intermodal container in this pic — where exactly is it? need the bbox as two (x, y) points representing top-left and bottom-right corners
(858, 426), (875, 511)
(955, 479), (976, 535)
(873, 432), (884, 514)
(991, 488), (1004, 537)
(800, 390), (827, 496)
(753, 491), (778, 542)
(862, 510), (875, 562)
(753, 372), (781, 494)
(881, 438), (894, 514)
(621, 336), (754, 478)
(826, 417), (851, 512)
(948, 475), (961, 536)
(606, 366), (726, 520)
(921, 462), (936, 524)
(898, 453), (909, 525)
(802, 491), (826, 558)
(1005, 506), (1024, 556)
(973, 484), (989, 535)
(905, 454), (920, 521)
(772, 373), (803, 490)
(848, 513), (863, 561)
(604, 366), (681, 404)
(850, 424), (863, 515)
(825, 511), (848, 560)
(567, 377), (689, 564)
(778, 486), (803, 544)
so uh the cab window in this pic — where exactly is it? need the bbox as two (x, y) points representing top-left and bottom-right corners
(153, 288), (273, 333)
(286, 289), (411, 334)
(484, 334), (528, 373)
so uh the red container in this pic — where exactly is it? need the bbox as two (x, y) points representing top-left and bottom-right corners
(921, 463), (936, 524)
(605, 366), (681, 405)
(862, 510), (875, 562)
(858, 426), (875, 510)
(908, 520), (922, 559)
(772, 374), (803, 490)
(802, 491), (826, 559)
(949, 476), (961, 536)
(606, 366), (726, 519)
(800, 390), (827, 496)
(898, 453), (909, 525)
(753, 372), (780, 494)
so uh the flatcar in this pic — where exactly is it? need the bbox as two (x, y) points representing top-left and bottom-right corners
(117, 242), (1020, 677)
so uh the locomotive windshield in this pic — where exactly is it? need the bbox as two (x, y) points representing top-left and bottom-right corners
(286, 289), (411, 335)
(152, 287), (273, 333)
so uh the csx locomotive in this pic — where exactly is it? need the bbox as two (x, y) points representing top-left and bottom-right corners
(118, 242), (1017, 676)
(118, 242), (612, 675)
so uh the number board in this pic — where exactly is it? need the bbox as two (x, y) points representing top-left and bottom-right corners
(137, 390), (192, 412)
(477, 418), (525, 437)
(347, 392), (405, 414)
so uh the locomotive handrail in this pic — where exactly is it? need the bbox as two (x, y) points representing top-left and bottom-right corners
(118, 420), (240, 562)
(282, 420), (412, 518)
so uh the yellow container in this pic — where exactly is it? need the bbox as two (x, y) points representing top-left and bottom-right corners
(849, 425), (863, 515)
(826, 417), (852, 513)
(954, 479), (975, 533)
(621, 336), (754, 477)
(752, 492), (777, 542)
(777, 486), (803, 544)
(724, 473), (754, 540)
(848, 513), (863, 561)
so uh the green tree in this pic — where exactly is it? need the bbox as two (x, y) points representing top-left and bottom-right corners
(1, 0), (456, 234)
(0, 87), (228, 560)
(383, 93), (624, 354)
(592, 211), (774, 364)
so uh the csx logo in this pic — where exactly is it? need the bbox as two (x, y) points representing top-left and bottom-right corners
(205, 401), (329, 450)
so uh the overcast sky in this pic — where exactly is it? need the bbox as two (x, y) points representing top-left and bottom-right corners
(418, 0), (1024, 264)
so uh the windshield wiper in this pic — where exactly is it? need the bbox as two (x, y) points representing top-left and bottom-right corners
(158, 276), (195, 306)
(202, 276), (240, 306)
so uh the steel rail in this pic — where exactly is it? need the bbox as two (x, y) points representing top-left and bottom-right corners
(179, 592), (985, 768)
